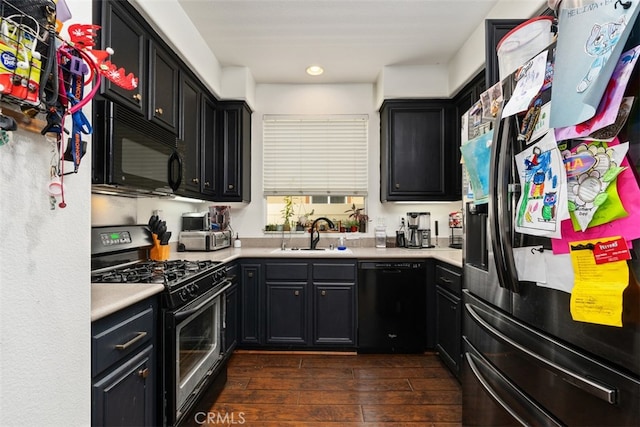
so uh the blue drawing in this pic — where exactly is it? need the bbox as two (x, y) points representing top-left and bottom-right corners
(541, 192), (557, 222)
(577, 17), (626, 93)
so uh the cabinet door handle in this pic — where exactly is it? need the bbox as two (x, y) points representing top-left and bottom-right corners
(247, 272), (254, 278)
(321, 290), (326, 296)
(228, 184), (234, 190)
(294, 290), (300, 296)
(115, 331), (147, 350)
(204, 181), (210, 187)
(191, 178), (199, 184)
(137, 368), (149, 379)
(132, 93), (142, 102)
(439, 276), (452, 284)
(155, 107), (164, 115)
(395, 183), (400, 189)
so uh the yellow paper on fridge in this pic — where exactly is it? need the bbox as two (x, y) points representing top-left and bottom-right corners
(569, 237), (629, 327)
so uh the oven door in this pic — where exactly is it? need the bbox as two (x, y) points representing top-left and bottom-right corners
(164, 281), (231, 424)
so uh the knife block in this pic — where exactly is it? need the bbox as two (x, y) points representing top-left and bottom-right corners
(150, 234), (169, 261)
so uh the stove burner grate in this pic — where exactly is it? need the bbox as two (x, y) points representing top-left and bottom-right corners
(91, 260), (220, 285)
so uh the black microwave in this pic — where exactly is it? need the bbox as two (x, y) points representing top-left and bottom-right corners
(92, 101), (183, 196)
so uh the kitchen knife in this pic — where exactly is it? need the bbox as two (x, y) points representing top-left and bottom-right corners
(156, 222), (167, 237)
(148, 215), (159, 233)
(160, 231), (171, 245)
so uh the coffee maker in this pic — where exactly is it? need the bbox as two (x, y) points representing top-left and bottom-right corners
(406, 212), (434, 248)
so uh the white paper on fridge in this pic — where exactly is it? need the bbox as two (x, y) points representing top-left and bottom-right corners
(513, 247), (547, 283)
(549, 0), (640, 128)
(539, 252), (575, 294)
(514, 131), (569, 238)
(502, 50), (549, 118)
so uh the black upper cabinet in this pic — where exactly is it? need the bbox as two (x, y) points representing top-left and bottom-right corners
(485, 9), (553, 87)
(216, 101), (252, 202)
(179, 75), (202, 194)
(452, 71), (485, 199)
(485, 19), (526, 87)
(201, 94), (218, 198)
(148, 41), (179, 133)
(95, 0), (253, 202)
(380, 99), (456, 202)
(97, 0), (178, 134)
(97, 0), (146, 114)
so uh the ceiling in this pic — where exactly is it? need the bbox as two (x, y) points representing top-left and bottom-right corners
(178, 0), (500, 84)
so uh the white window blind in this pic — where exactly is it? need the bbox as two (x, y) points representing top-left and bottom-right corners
(263, 115), (368, 195)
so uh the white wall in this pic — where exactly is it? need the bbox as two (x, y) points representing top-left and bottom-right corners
(228, 83), (462, 240)
(0, 1), (92, 425)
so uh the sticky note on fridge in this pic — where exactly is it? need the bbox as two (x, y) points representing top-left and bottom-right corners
(569, 237), (629, 327)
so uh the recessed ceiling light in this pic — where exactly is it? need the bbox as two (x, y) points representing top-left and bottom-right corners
(306, 65), (324, 76)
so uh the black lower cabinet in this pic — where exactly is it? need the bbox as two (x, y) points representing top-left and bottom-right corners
(312, 261), (357, 347)
(238, 259), (357, 350)
(239, 262), (262, 346)
(91, 297), (158, 426)
(434, 263), (463, 377)
(266, 282), (307, 345)
(313, 283), (356, 346)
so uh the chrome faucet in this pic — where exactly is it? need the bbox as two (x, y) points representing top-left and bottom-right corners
(310, 217), (335, 250)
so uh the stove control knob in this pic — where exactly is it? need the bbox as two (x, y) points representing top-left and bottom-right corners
(187, 284), (198, 298)
(179, 288), (189, 302)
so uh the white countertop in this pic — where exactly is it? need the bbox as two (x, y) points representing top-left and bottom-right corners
(92, 246), (462, 321)
(176, 246), (462, 267)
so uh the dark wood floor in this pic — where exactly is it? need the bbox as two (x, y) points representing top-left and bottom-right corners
(204, 351), (462, 426)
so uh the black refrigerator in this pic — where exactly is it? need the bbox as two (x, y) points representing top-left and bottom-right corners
(461, 14), (640, 427)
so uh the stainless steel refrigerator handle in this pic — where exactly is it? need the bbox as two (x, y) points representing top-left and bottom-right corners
(465, 352), (531, 426)
(464, 351), (563, 427)
(488, 114), (511, 291)
(466, 303), (618, 405)
(496, 116), (521, 293)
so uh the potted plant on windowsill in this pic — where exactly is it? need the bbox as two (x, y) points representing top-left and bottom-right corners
(345, 203), (369, 233)
(281, 196), (294, 231)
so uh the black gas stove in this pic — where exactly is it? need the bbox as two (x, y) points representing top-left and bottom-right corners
(91, 225), (227, 309)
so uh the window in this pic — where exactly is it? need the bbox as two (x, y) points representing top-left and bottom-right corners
(263, 115), (369, 232)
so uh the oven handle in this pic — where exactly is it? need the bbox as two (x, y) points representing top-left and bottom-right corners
(174, 281), (232, 323)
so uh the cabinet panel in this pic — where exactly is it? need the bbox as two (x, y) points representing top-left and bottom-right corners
(92, 345), (155, 427)
(179, 75), (201, 194)
(216, 101), (252, 202)
(266, 283), (307, 345)
(435, 264), (462, 297)
(201, 94), (218, 197)
(313, 284), (355, 346)
(312, 262), (356, 281)
(266, 262), (308, 281)
(91, 297), (157, 426)
(240, 264), (262, 345)
(97, 0), (146, 113)
(149, 41), (179, 132)
(436, 286), (461, 376)
(380, 100), (455, 201)
(92, 304), (154, 376)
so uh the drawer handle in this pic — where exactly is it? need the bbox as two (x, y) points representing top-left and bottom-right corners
(137, 368), (149, 379)
(294, 290), (300, 296)
(115, 331), (147, 350)
(191, 177), (199, 184)
(439, 276), (452, 284)
(132, 93), (142, 102)
(155, 107), (164, 115)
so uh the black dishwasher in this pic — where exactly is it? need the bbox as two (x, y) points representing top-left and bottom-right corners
(358, 261), (426, 353)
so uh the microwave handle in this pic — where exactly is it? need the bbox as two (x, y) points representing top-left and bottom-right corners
(168, 151), (182, 191)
